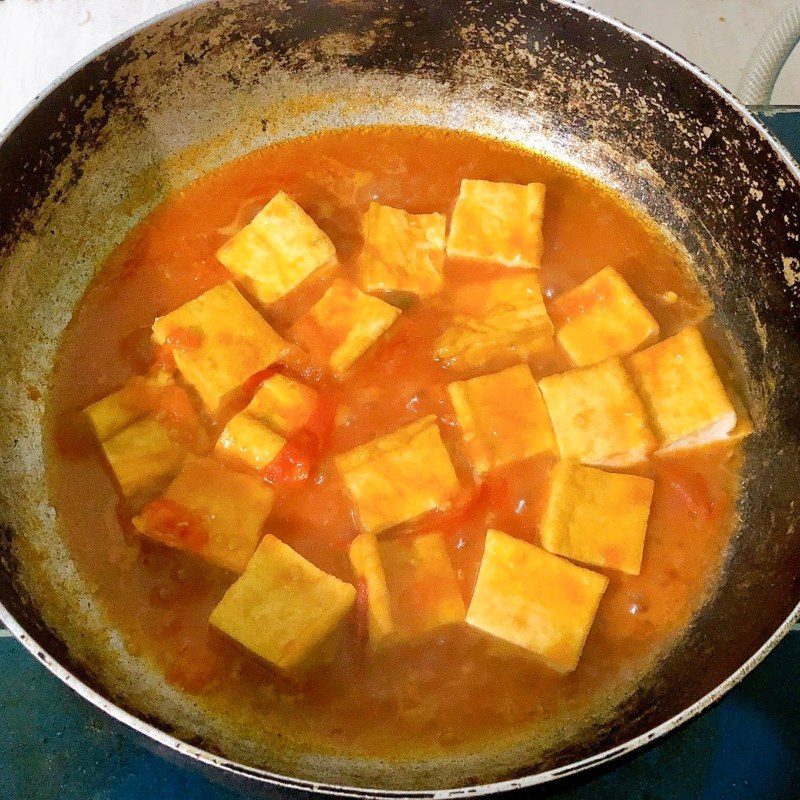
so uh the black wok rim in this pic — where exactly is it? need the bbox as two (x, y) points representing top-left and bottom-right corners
(1, 0), (799, 795)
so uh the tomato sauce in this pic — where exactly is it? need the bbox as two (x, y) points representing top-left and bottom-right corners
(45, 127), (740, 761)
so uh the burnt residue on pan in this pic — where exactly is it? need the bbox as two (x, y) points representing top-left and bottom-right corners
(1, 0), (800, 793)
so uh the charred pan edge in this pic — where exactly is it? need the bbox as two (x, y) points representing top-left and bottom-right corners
(1, 0), (800, 795)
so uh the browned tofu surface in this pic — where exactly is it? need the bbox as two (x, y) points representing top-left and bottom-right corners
(466, 529), (608, 672)
(447, 179), (546, 268)
(289, 279), (401, 378)
(216, 191), (336, 307)
(151, 281), (287, 413)
(210, 534), (356, 678)
(247, 374), (319, 437)
(85, 372), (175, 442)
(539, 358), (657, 467)
(100, 417), (187, 505)
(358, 202), (446, 297)
(133, 456), (274, 572)
(549, 267), (659, 366)
(335, 414), (461, 535)
(541, 461), (654, 574)
(348, 532), (394, 647)
(349, 531), (465, 650)
(447, 364), (557, 474)
(215, 413), (286, 472)
(627, 326), (739, 454)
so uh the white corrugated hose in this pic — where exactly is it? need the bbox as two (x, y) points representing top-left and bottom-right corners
(738, 1), (800, 106)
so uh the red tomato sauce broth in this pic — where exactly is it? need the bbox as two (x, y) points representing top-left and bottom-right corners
(45, 126), (740, 760)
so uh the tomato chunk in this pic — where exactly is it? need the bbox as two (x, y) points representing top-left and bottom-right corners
(165, 325), (205, 351)
(258, 391), (338, 487)
(414, 476), (509, 533)
(663, 468), (716, 521)
(137, 498), (209, 551)
(261, 441), (314, 486)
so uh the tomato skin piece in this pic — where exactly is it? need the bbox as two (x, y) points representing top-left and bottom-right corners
(137, 498), (210, 551)
(261, 441), (313, 486)
(258, 389), (338, 487)
(164, 325), (205, 351)
(234, 359), (334, 418)
(663, 469), (716, 521)
(412, 476), (510, 534)
(238, 365), (285, 402)
(306, 395), (337, 448)
(151, 343), (177, 373)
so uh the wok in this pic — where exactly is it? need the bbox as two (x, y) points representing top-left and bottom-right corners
(1, 0), (799, 795)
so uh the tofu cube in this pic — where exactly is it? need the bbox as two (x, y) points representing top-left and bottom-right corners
(214, 373), (321, 471)
(152, 281), (287, 414)
(627, 326), (738, 454)
(246, 374), (319, 437)
(539, 358), (656, 467)
(133, 456), (274, 573)
(335, 414), (461, 535)
(85, 372), (173, 442)
(348, 532), (394, 647)
(549, 267), (659, 366)
(466, 529), (608, 673)
(358, 202), (446, 297)
(210, 534), (356, 678)
(447, 179), (546, 268)
(216, 191), (336, 307)
(447, 364), (557, 475)
(541, 461), (654, 575)
(289, 278), (401, 378)
(100, 417), (187, 505)
(215, 413), (286, 472)
(379, 531), (465, 641)
(349, 531), (465, 650)
(434, 273), (555, 372)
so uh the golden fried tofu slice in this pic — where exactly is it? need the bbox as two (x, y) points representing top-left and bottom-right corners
(447, 364), (557, 475)
(539, 358), (657, 467)
(549, 267), (659, 366)
(152, 281), (287, 414)
(215, 413), (286, 472)
(349, 531), (465, 650)
(335, 415), (461, 535)
(133, 456), (273, 572)
(627, 326), (739, 454)
(289, 278), (401, 378)
(380, 531), (465, 641)
(214, 373), (321, 471)
(100, 417), (187, 505)
(447, 179), (546, 268)
(466, 529), (608, 673)
(210, 534), (356, 678)
(348, 532), (394, 648)
(358, 202), (446, 297)
(85, 372), (173, 442)
(541, 461), (654, 575)
(216, 191), (336, 307)
(434, 273), (555, 372)
(246, 374), (319, 437)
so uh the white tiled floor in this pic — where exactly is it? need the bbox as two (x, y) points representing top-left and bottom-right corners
(1, 0), (800, 131)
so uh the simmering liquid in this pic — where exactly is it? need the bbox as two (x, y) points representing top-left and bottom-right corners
(46, 127), (741, 763)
